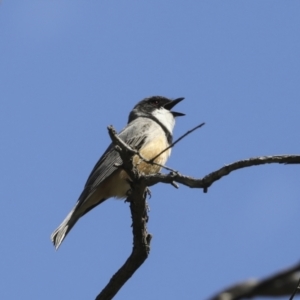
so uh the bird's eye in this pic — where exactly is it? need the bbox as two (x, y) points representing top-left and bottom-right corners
(150, 100), (160, 107)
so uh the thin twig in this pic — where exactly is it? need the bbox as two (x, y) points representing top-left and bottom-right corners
(130, 122), (206, 174)
(149, 122), (205, 163)
(138, 158), (178, 173)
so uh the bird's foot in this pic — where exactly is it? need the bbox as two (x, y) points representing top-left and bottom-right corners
(145, 187), (152, 199)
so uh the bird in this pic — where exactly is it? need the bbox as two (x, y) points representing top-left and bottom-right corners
(51, 96), (185, 249)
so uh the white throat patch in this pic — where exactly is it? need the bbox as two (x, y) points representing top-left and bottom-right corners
(152, 108), (175, 134)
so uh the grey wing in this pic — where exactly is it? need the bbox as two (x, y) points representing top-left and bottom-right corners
(77, 119), (151, 205)
(50, 119), (152, 249)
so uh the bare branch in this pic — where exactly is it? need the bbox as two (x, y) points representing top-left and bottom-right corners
(207, 262), (300, 300)
(97, 124), (208, 298)
(95, 178), (150, 300)
(145, 155), (300, 192)
(95, 126), (151, 300)
(97, 126), (300, 299)
(149, 122), (205, 163)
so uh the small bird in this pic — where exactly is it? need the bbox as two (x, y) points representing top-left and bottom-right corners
(51, 96), (185, 249)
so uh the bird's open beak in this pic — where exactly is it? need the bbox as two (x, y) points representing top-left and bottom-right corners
(164, 97), (185, 117)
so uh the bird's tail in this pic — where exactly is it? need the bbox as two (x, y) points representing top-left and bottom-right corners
(51, 206), (79, 250)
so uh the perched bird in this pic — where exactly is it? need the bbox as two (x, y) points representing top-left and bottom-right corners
(51, 96), (185, 249)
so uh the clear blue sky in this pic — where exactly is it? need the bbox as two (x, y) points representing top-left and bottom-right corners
(1, 1), (300, 299)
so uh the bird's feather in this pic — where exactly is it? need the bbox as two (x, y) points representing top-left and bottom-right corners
(51, 119), (152, 249)
(77, 119), (151, 206)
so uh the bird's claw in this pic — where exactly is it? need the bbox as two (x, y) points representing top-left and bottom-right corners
(145, 187), (152, 199)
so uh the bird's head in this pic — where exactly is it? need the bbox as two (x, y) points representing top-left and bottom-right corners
(128, 96), (185, 133)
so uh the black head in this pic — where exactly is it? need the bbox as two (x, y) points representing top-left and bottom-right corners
(128, 96), (185, 123)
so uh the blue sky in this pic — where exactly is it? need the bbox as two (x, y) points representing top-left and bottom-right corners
(1, 1), (300, 299)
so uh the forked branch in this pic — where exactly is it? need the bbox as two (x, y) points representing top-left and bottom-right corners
(95, 125), (300, 299)
(95, 126), (150, 300)
(145, 155), (300, 192)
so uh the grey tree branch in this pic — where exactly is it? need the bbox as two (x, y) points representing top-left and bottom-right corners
(207, 261), (300, 300)
(95, 125), (300, 299)
(95, 177), (150, 300)
(144, 155), (300, 192)
(95, 126), (151, 300)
